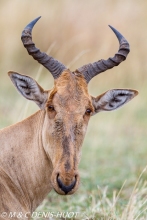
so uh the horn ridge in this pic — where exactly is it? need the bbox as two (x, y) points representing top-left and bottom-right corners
(77, 25), (130, 83)
(21, 17), (67, 79)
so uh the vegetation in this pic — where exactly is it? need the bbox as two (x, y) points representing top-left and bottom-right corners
(1, 1), (147, 219)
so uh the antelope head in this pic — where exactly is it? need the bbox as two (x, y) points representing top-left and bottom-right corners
(8, 17), (138, 195)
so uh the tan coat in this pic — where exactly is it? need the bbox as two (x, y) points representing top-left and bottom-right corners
(0, 71), (137, 220)
(0, 17), (138, 220)
(0, 111), (52, 218)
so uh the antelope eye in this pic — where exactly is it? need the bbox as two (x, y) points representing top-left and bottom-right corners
(48, 105), (55, 111)
(85, 108), (92, 115)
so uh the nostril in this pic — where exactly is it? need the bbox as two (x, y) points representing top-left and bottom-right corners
(57, 174), (77, 195)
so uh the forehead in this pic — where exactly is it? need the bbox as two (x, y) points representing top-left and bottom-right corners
(49, 70), (91, 110)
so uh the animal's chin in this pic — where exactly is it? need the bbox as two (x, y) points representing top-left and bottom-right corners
(51, 171), (80, 195)
(52, 179), (79, 195)
(53, 187), (76, 195)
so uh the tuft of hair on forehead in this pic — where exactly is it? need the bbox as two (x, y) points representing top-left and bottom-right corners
(46, 70), (90, 106)
(54, 70), (88, 92)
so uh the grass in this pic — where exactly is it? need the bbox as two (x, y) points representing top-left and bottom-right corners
(1, 0), (147, 219)
(35, 112), (147, 219)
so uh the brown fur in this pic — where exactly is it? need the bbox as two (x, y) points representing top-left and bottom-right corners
(0, 70), (92, 219)
(0, 69), (137, 219)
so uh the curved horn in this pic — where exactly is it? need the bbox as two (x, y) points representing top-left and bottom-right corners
(76, 25), (130, 83)
(21, 16), (67, 79)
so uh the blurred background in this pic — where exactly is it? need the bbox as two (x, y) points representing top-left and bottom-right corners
(0, 0), (147, 217)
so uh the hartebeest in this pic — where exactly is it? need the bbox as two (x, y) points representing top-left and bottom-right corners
(0, 17), (138, 218)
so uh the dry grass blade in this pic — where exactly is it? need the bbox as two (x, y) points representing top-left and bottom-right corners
(121, 167), (147, 220)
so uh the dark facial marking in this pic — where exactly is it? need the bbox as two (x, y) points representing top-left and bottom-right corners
(64, 160), (71, 171)
(53, 119), (64, 137)
(62, 136), (70, 157)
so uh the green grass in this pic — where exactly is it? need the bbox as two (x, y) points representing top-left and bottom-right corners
(1, 0), (147, 219)
(35, 111), (147, 219)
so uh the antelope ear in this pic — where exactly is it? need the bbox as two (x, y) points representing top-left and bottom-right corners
(92, 89), (138, 114)
(8, 71), (48, 109)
